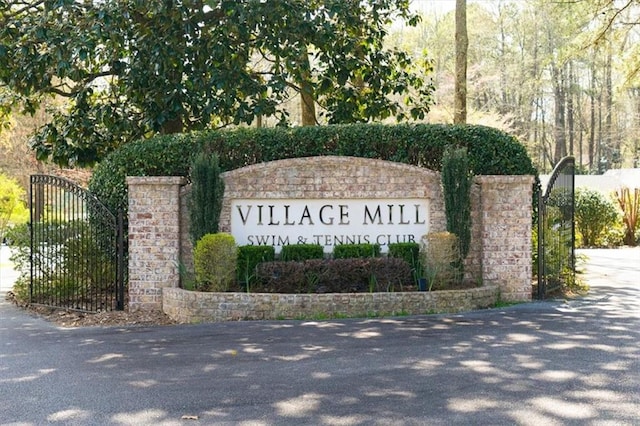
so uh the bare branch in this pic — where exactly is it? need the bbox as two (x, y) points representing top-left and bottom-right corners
(592, 0), (634, 45)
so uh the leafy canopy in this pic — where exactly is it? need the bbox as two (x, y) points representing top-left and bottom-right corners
(0, 0), (434, 166)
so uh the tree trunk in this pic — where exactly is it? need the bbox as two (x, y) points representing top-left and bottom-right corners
(589, 64), (596, 172)
(567, 61), (575, 157)
(299, 46), (316, 126)
(604, 43), (613, 168)
(552, 64), (566, 164)
(454, 0), (468, 124)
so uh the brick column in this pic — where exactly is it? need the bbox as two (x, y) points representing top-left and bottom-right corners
(478, 175), (535, 302)
(127, 177), (186, 311)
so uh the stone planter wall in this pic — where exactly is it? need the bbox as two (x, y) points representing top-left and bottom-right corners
(162, 285), (500, 323)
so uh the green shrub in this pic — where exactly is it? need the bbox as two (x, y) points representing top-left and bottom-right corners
(333, 243), (381, 259)
(188, 152), (224, 243)
(388, 242), (421, 281)
(88, 133), (199, 217)
(5, 221), (117, 308)
(254, 257), (412, 293)
(237, 245), (276, 289)
(575, 188), (620, 247)
(280, 244), (324, 261)
(441, 146), (472, 260)
(89, 123), (538, 219)
(4, 223), (30, 304)
(193, 233), (238, 291)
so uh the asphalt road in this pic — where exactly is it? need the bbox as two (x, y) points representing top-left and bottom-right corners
(0, 248), (639, 425)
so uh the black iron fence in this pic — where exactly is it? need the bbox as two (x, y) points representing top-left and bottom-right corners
(537, 157), (575, 299)
(30, 175), (124, 312)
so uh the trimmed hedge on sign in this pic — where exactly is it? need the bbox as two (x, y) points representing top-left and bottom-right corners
(89, 123), (539, 218)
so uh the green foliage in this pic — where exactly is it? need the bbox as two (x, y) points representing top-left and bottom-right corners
(280, 244), (324, 261)
(254, 257), (412, 293)
(388, 242), (421, 282)
(5, 221), (116, 308)
(237, 245), (276, 289)
(387, 243), (420, 267)
(532, 226), (539, 277)
(89, 123), (538, 220)
(441, 146), (472, 259)
(193, 233), (238, 292)
(188, 152), (224, 243)
(0, 0), (433, 166)
(536, 208), (574, 289)
(4, 223), (30, 303)
(0, 173), (28, 240)
(88, 134), (198, 215)
(575, 188), (620, 247)
(333, 243), (381, 259)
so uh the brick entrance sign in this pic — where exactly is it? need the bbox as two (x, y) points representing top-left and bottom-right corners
(127, 156), (534, 317)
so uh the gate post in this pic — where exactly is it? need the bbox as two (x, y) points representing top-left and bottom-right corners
(127, 177), (187, 311)
(478, 175), (535, 302)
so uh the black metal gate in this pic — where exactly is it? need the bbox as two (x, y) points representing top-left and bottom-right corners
(30, 175), (125, 312)
(537, 157), (575, 299)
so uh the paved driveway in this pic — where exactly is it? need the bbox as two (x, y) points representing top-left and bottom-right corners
(0, 248), (639, 425)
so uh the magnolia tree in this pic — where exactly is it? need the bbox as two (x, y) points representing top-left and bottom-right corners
(0, 0), (435, 167)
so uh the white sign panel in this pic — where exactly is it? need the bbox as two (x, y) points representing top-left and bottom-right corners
(230, 199), (429, 253)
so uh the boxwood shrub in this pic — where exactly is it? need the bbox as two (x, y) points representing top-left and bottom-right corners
(237, 245), (275, 287)
(333, 243), (381, 259)
(280, 244), (324, 261)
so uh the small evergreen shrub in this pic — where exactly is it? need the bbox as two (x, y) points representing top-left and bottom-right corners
(189, 152), (224, 243)
(333, 243), (381, 259)
(441, 146), (472, 259)
(237, 245), (276, 289)
(280, 244), (324, 261)
(575, 188), (620, 247)
(388, 242), (421, 281)
(193, 233), (238, 291)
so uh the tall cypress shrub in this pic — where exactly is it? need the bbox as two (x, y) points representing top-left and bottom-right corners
(441, 146), (472, 260)
(189, 152), (224, 243)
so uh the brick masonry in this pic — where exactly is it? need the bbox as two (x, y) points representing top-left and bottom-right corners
(478, 175), (534, 301)
(127, 176), (186, 311)
(127, 156), (534, 316)
(162, 285), (500, 323)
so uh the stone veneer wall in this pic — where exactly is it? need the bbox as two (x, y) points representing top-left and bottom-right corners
(127, 157), (534, 316)
(162, 285), (500, 323)
(127, 176), (187, 311)
(478, 175), (534, 301)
